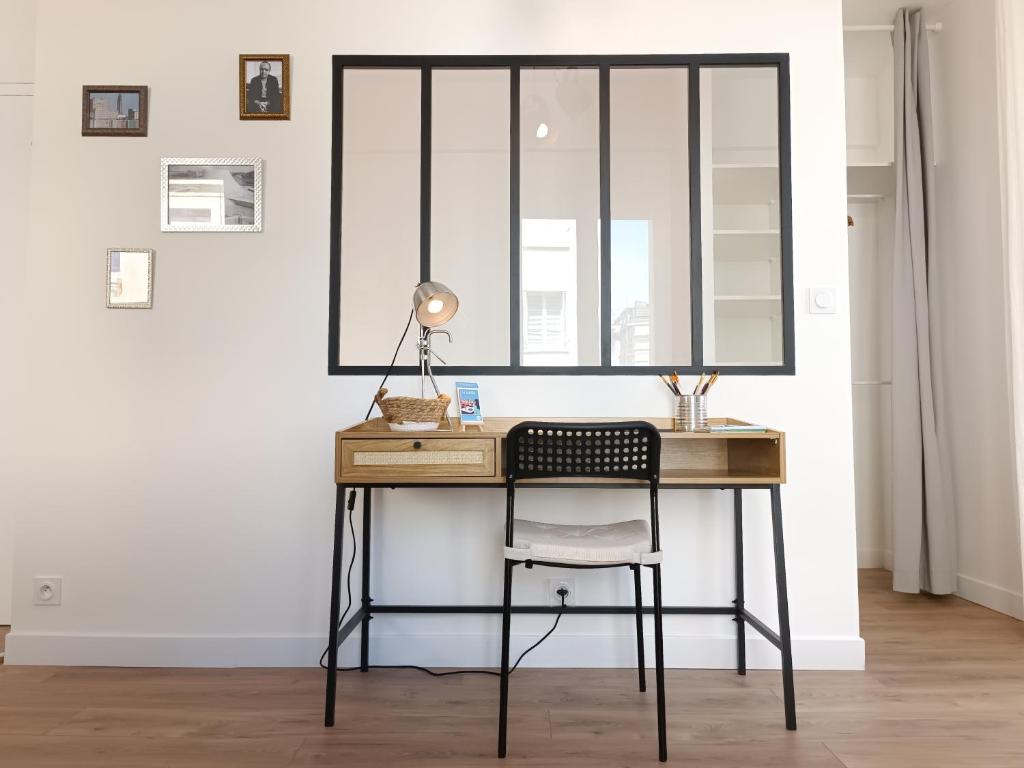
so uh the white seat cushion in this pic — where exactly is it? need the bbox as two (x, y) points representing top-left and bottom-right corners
(504, 518), (662, 565)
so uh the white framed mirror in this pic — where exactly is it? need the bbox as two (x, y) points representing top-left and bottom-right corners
(107, 248), (153, 309)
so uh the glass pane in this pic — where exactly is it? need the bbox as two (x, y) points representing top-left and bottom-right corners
(700, 66), (784, 366)
(339, 69), (420, 366)
(431, 69), (511, 366)
(520, 68), (600, 366)
(609, 68), (691, 367)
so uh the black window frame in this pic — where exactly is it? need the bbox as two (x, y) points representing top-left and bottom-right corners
(328, 54), (794, 376)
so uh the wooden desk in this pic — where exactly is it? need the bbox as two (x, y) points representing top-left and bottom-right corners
(325, 417), (795, 734)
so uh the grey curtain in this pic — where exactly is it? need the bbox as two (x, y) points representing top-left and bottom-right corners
(891, 8), (956, 594)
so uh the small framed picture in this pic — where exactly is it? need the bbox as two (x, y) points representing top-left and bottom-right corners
(107, 248), (153, 308)
(239, 55), (290, 120)
(160, 157), (263, 232)
(82, 85), (148, 137)
(456, 381), (484, 425)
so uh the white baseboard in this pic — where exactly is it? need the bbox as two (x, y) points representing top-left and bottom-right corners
(956, 574), (1024, 620)
(4, 631), (865, 671)
(857, 548), (892, 569)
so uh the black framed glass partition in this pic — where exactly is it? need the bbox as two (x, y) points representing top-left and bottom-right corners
(328, 55), (794, 376)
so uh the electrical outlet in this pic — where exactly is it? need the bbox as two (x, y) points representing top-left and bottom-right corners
(33, 577), (62, 606)
(547, 578), (576, 607)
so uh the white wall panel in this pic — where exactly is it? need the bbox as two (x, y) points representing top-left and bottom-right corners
(5, 0), (862, 667)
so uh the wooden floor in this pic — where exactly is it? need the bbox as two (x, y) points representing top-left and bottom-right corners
(1, 570), (1022, 767)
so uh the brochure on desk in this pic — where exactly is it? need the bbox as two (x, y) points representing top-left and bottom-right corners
(455, 381), (483, 424)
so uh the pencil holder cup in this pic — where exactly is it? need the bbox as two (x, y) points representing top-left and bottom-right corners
(674, 394), (709, 432)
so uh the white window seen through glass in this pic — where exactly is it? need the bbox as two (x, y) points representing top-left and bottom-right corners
(700, 66), (784, 366)
(609, 67), (691, 366)
(519, 68), (601, 367)
(430, 68), (511, 365)
(338, 68), (421, 366)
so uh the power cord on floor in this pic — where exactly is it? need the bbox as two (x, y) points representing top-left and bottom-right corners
(318, 504), (569, 677)
(318, 306), (567, 676)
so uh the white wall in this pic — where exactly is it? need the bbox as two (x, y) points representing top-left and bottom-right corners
(0, 0), (35, 627)
(929, 0), (1024, 618)
(5, 0), (863, 669)
(847, 196), (894, 569)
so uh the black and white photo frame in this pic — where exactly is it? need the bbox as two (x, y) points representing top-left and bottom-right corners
(160, 157), (263, 232)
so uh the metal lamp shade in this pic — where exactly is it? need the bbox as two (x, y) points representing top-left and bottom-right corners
(412, 281), (459, 327)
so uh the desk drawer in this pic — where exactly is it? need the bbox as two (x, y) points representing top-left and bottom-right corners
(339, 438), (497, 480)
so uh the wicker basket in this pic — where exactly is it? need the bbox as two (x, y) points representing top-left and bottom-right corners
(374, 388), (451, 426)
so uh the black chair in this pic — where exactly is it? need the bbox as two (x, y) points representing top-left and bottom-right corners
(497, 421), (667, 762)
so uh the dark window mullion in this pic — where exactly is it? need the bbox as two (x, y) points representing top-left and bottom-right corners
(687, 64), (705, 370)
(778, 59), (795, 373)
(328, 62), (344, 371)
(599, 65), (612, 367)
(420, 65), (431, 283)
(510, 66), (521, 368)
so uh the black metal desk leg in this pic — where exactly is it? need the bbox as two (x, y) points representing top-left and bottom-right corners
(734, 489), (746, 675)
(770, 484), (796, 730)
(325, 486), (347, 727)
(360, 488), (372, 672)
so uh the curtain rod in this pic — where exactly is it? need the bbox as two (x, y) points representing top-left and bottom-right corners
(844, 23), (943, 32)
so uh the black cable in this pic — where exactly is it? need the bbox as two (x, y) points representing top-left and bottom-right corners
(509, 591), (567, 673)
(320, 581), (569, 677)
(318, 495), (358, 669)
(338, 591), (567, 677)
(320, 308), (416, 669)
(344, 307), (418, 539)
(364, 307), (415, 421)
(320, 307), (567, 677)
(335, 664), (499, 677)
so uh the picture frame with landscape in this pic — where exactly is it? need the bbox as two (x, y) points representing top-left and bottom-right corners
(82, 85), (148, 137)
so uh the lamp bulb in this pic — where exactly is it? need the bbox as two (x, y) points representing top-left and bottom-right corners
(426, 298), (444, 314)
(535, 122), (549, 139)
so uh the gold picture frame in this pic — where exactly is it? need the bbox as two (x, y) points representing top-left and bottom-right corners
(239, 54), (290, 120)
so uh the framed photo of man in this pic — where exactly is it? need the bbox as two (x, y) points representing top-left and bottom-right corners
(239, 55), (290, 120)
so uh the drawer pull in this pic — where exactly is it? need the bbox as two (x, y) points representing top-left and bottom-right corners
(413, 441), (422, 449)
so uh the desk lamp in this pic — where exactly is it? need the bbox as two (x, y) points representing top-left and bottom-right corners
(412, 281), (458, 398)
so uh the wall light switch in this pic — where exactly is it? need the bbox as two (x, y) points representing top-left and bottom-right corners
(808, 287), (837, 314)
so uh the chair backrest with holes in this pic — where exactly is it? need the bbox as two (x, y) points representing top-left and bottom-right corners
(505, 421), (661, 483)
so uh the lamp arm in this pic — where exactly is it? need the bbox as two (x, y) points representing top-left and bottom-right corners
(417, 326), (453, 429)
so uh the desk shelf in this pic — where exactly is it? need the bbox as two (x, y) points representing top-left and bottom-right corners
(336, 417), (785, 486)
